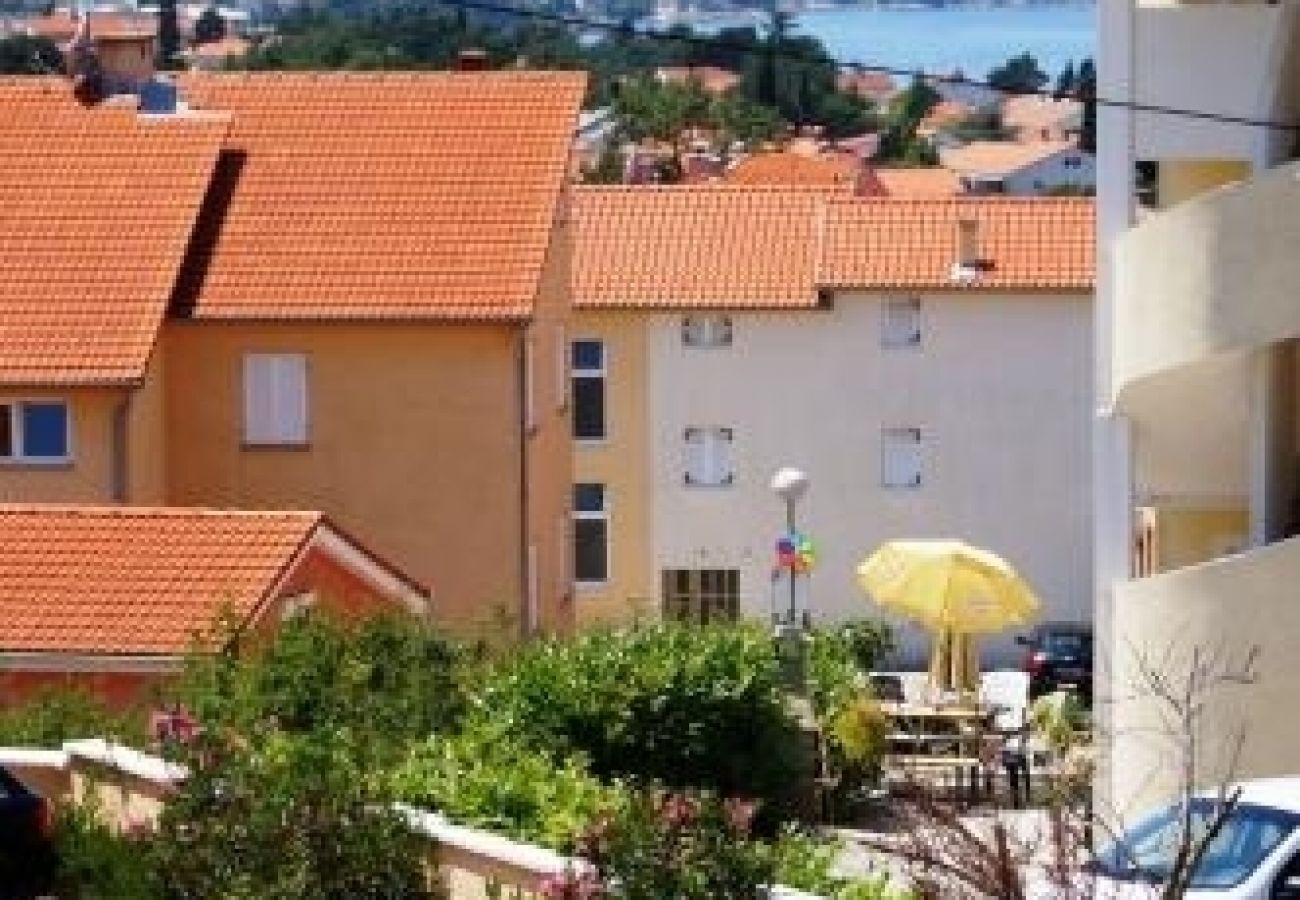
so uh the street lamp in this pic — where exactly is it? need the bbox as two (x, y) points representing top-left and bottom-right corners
(770, 467), (809, 628)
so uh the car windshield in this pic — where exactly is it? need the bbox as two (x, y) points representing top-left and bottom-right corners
(1095, 800), (1297, 890)
(1043, 632), (1090, 656)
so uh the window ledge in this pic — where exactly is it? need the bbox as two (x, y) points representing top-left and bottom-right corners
(575, 438), (608, 449)
(0, 458), (72, 469)
(574, 580), (609, 594)
(241, 442), (312, 452)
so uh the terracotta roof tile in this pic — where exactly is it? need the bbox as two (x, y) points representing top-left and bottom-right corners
(572, 186), (831, 309)
(872, 167), (964, 198)
(821, 197), (1094, 291)
(174, 71), (586, 321)
(0, 506), (322, 655)
(724, 151), (860, 190)
(655, 66), (740, 96)
(0, 78), (227, 385)
(22, 10), (156, 42)
(939, 140), (1082, 179)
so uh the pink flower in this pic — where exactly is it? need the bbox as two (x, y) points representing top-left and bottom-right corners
(539, 868), (604, 899)
(723, 797), (758, 835)
(658, 793), (699, 830)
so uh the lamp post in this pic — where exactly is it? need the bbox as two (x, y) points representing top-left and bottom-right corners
(770, 467), (809, 627)
(770, 467), (811, 696)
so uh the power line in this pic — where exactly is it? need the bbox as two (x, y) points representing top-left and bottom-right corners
(417, 0), (1300, 133)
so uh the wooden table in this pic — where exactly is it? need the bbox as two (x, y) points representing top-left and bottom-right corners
(879, 702), (995, 801)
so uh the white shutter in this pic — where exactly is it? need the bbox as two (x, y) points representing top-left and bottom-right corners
(244, 353), (307, 445)
(685, 427), (734, 486)
(882, 428), (922, 488)
(685, 428), (706, 485)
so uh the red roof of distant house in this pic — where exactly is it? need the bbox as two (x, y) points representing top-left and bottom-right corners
(0, 505), (428, 656)
(23, 9), (156, 42)
(0, 78), (227, 386)
(837, 70), (896, 102)
(186, 35), (251, 60)
(174, 71), (586, 321)
(871, 167), (964, 198)
(724, 150), (861, 190)
(655, 65), (740, 96)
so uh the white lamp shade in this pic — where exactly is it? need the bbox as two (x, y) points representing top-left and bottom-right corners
(770, 467), (809, 502)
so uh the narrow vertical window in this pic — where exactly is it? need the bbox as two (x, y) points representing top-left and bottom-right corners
(571, 340), (606, 441)
(682, 315), (734, 348)
(882, 427), (923, 489)
(573, 482), (609, 586)
(243, 353), (308, 446)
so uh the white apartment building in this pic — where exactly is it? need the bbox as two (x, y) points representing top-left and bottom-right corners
(1097, 0), (1300, 818)
(571, 187), (1094, 665)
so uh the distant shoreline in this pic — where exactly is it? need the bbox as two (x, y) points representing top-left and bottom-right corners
(649, 1), (1095, 28)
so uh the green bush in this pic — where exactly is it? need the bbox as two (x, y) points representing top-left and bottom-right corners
(474, 624), (806, 818)
(0, 686), (146, 748)
(174, 614), (470, 767)
(772, 827), (910, 900)
(390, 720), (624, 851)
(50, 801), (162, 900)
(152, 727), (436, 900)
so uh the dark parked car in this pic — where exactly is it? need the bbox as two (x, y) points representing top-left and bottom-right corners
(1017, 621), (1092, 701)
(0, 764), (55, 898)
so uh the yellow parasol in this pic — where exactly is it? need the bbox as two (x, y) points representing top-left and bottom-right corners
(856, 540), (1040, 695)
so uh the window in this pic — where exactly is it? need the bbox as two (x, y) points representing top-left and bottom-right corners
(882, 427), (922, 488)
(243, 353), (308, 446)
(682, 316), (733, 348)
(662, 569), (739, 624)
(0, 401), (71, 462)
(882, 297), (922, 348)
(684, 426), (733, 487)
(279, 591), (318, 622)
(571, 340), (605, 441)
(573, 482), (609, 585)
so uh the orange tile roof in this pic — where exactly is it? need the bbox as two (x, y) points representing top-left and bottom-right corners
(0, 506), (321, 655)
(919, 99), (972, 132)
(821, 198), (1095, 292)
(724, 151), (860, 190)
(23, 10), (156, 42)
(939, 140), (1080, 179)
(186, 36), (251, 59)
(175, 71), (586, 321)
(572, 186), (831, 309)
(872, 167), (964, 198)
(837, 70), (896, 101)
(0, 78), (227, 386)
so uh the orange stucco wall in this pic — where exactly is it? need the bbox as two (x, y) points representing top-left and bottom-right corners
(525, 216), (577, 636)
(161, 321), (526, 635)
(0, 670), (166, 712)
(0, 386), (126, 503)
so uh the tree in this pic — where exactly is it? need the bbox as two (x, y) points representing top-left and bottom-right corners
(0, 34), (61, 75)
(1077, 56), (1097, 153)
(876, 74), (941, 165)
(1056, 59), (1077, 98)
(192, 6), (226, 45)
(988, 51), (1049, 95)
(156, 0), (182, 68)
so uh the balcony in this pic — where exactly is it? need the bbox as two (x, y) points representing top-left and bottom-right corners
(1133, 3), (1300, 162)
(1105, 535), (1300, 817)
(1112, 160), (1300, 409)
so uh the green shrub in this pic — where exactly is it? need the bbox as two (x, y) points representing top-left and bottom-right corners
(390, 720), (623, 851)
(0, 686), (146, 748)
(152, 727), (435, 900)
(772, 827), (910, 900)
(475, 624), (806, 818)
(174, 614), (470, 767)
(555, 789), (775, 900)
(50, 801), (162, 900)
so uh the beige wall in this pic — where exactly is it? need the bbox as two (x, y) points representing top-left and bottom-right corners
(162, 322), (525, 636)
(127, 351), (168, 505)
(0, 387), (125, 503)
(1106, 535), (1300, 821)
(1156, 160), (1250, 209)
(648, 293), (1093, 665)
(1152, 506), (1249, 572)
(571, 311), (653, 627)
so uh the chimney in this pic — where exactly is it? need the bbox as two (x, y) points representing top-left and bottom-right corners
(455, 48), (489, 72)
(61, 10), (158, 102)
(956, 217), (981, 269)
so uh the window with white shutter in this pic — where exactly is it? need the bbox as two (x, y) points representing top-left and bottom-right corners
(882, 298), (922, 348)
(682, 316), (734, 348)
(243, 353), (308, 446)
(881, 427), (922, 488)
(684, 426), (734, 487)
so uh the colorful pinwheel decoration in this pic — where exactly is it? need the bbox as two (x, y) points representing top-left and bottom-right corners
(773, 532), (817, 580)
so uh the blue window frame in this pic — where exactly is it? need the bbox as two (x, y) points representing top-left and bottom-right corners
(0, 401), (71, 461)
